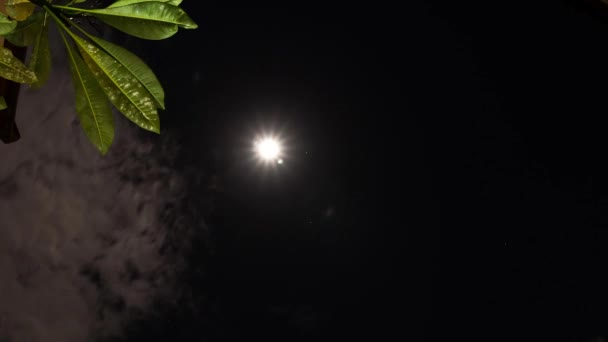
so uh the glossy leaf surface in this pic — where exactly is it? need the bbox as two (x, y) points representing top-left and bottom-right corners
(72, 2), (197, 40)
(83, 33), (165, 109)
(108, 0), (183, 8)
(0, 47), (37, 83)
(71, 35), (160, 133)
(61, 31), (115, 154)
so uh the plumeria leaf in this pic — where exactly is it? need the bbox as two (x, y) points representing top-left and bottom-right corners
(60, 30), (114, 155)
(0, 47), (37, 83)
(0, 96), (7, 110)
(108, 0), (183, 8)
(4, 11), (43, 47)
(0, 13), (17, 35)
(78, 31), (165, 109)
(6, 0), (35, 21)
(70, 34), (160, 133)
(56, 2), (197, 40)
(27, 12), (51, 88)
(67, 0), (89, 7)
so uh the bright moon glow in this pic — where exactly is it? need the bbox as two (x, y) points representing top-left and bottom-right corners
(255, 137), (282, 161)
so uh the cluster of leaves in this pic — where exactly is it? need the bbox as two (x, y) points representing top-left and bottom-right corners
(0, 0), (197, 154)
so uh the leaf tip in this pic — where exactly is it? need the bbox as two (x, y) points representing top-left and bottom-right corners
(96, 142), (111, 155)
(185, 21), (198, 29)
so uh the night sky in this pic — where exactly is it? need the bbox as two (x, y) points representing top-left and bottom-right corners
(132, 2), (420, 341)
(3, 0), (608, 341)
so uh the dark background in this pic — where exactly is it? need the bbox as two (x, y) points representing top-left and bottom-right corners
(110, 0), (608, 341)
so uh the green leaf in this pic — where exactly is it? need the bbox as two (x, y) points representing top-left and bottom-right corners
(78, 32), (165, 109)
(56, 2), (197, 40)
(4, 11), (43, 47)
(6, 0), (35, 21)
(108, 0), (183, 8)
(0, 96), (7, 110)
(0, 47), (37, 83)
(60, 30), (114, 155)
(66, 0), (89, 7)
(0, 13), (17, 35)
(71, 34), (160, 133)
(27, 13), (51, 88)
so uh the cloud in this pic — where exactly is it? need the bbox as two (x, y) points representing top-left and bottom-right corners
(0, 28), (203, 342)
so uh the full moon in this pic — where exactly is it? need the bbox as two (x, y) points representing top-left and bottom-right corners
(255, 137), (282, 161)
